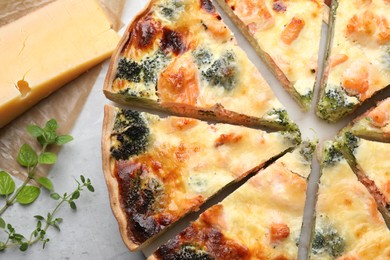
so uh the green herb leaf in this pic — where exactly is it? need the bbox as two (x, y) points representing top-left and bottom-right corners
(45, 119), (58, 132)
(27, 125), (44, 137)
(13, 233), (24, 241)
(0, 242), (6, 251)
(16, 186), (40, 204)
(20, 243), (28, 251)
(55, 135), (73, 145)
(17, 144), (38, 167)
(69, 201), (77, 210)
(38, 152), (57, 165)
(80, 175), (85, 183)
(0, 171), (16, 195)
(71, 191), (80, 200)
(50, 193), (60, 200)
(0, 217), (5, 229)
(34, 215), (44, 221)
(87, 185), (95, 192)
(36, 177), (54, 191)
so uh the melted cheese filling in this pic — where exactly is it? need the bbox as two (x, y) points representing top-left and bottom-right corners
(354, 139), (390, 203)
(315, 157), (390, 259)
(114, 111), (294, 218)
(224, 0), (324, 96)
(112, 0), (285, 120)
(326, 0), (390, 101)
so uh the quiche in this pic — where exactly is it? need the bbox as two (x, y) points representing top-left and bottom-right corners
(101, 105), (300, 251)
(312, 141), (390, 259)
(317, 0), (390, 122)
(149, 141), (315, 260)
(340, 133), (390, 227)
(215, 0), (324, 110)
(349, 97), (390, 142)
(104, 0), (297, 130)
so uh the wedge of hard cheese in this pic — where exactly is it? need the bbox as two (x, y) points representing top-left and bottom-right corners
(0, 0), (120, 128)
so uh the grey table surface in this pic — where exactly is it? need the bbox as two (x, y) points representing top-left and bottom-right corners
(3, 0), (389, 259)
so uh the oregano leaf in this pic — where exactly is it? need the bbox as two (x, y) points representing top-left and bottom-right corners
(0, 217), (5, 229)
(17, 144), (38, 167)
(16, 186), (40, 204)
(71, 191), (80, 200)
(69, 201), (77, 210)
(50, 193), (60, 200)
(55, 135), (73, 145)
(36, 177), (53, 191)
(87, 185), (95, 192)
(27, 125), (44, 137)
(0, 171), (15, 195)
(19, 242), (28, 251)
(34, 215), (44, 221)
(38, 152), (57, 165)
(45, 119), (58, 132)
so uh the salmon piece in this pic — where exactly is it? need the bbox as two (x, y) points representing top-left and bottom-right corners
(368, 106), (389, 127)
(270, 223), (290, 243)
(171, 118), (198, 130)
(346, 11), (390, 45)
(330, 53), (349, 68)
(235, 0), (275, 32)
(215, 133), (243, 147)
(158, 54), (200, 105)
(341, 62), (370, 100)
(280, 17), (305, 45)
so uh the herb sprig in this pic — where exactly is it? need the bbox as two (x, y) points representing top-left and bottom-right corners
(0, 176), (94, 251)
(0, 119), (73, 215)
(0, 119), (94, 252)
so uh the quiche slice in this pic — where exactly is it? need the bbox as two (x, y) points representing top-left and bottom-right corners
(215, 0), (324, 110)
(340, 133), (390, 227)
(312, 141), (390, 259)
(317, 0), (390, 122)
(349, 98), (390, 142)
(148, 141), (316, 260)
(104, 0), (296, 130)
(101, 105), (300, 251)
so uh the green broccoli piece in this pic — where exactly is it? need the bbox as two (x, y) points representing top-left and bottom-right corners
(322, 143), (343, 166)
(193, 47), (213, 67)
(111, 109), (150, 160)
(317, 85), (356, 121)
(116, 58), (142, 83)
(312, 224), (345, 258)
(202, 51), (237, 91)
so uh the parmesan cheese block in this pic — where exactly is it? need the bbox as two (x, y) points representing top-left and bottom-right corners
(0, 0), (120, 128)
(312, 141), (390, 259)
(149, 141), (315, 260)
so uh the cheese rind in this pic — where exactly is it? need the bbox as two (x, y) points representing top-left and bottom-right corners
(0, 0), (120, 128)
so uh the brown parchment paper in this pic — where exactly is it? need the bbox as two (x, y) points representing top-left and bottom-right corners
(0, 0), (125, 181)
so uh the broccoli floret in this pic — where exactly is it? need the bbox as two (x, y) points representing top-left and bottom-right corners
(158, 1), (185, 20)
(266, 108), (291, 127)
(111, 109), (150, 160)
(322, 143), (343, 166)
(299, 141), (316, 162)
(176, 244), (213, 260)
(116, 58), (142, 83)
(142, 50), (168, 84)
(317, 85), (356, 121)
(193, 47), (213, 67)
(116, 50), (168, 86)
(382, 47), (390, 70)
(312, 224), (345, 258)
(300, 90), (313, 110)
(343, 131), (359, 154)
(202, 51), (237, 91)
(281, 130), (302, 146)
